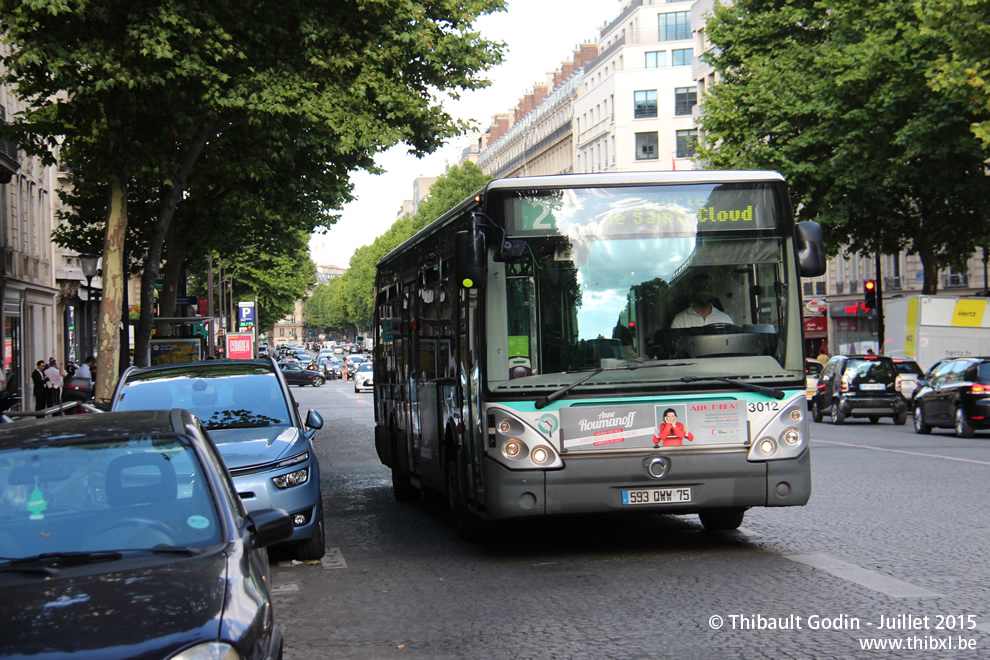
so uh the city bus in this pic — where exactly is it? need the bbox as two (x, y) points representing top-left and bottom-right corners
(372, 171), (826, 537)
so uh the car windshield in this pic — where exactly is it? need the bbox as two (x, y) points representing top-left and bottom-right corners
(357, 364), (373, 372)
(845, 358), (896, 380)
(0, 435), (222, 561)
(116, 364), (291, 430)
(806, 361), (823, 376)
(894, 361), (923, 376)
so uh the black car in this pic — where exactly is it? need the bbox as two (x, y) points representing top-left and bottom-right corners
(913, 357), (990, 437)
(0, 410), (292, 660)
(279, 362), (325, 387)
(811, 354), (908, 424)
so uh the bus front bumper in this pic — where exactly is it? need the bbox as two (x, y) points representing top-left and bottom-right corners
(480, 449), (811, 520)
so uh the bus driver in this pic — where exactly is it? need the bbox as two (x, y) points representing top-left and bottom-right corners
(670, 272), (735, 328)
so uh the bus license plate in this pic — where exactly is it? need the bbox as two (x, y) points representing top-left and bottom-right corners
(621, 487), (692, 506)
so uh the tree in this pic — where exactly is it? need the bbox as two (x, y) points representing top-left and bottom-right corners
(698, 0), (990, 293)
(919, 0), (990, 148)
(1, 0), (505, 399)
(316, 161), (492, 330)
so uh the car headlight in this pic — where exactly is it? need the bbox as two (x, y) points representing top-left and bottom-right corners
(169, 642), (241, 660)
(273, 468), (309, 489)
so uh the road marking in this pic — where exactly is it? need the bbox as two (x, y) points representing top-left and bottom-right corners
(814, 439), (990, 467)
(272, 583), (300, 594)
(785, 553), (940, 598)
(321, 547), (348, 570)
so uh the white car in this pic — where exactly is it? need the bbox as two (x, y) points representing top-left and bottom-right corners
(353, 362), (374, 392)
(805, 358), (824, 409)
(892, 357), (923, 402)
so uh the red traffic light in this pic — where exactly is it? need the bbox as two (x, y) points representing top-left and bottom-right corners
(864, 280), (876, 291)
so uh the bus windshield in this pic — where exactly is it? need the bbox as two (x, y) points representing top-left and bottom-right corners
(485, 182), (802, 394)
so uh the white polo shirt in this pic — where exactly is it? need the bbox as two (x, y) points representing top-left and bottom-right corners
(670, 305), (735, 329)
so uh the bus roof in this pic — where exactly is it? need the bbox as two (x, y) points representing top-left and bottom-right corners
(484, 170), (784, 191)
(377, 170), (786, 268)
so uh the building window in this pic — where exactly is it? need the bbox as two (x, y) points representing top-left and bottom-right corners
(634, 90), (658, 119)
(659, 11), (691, 41)
(646, 51), (666, 68)
(636, 132), (659, 160)
(674, 87), (697, 116)
(672, 48), (693, 66)
(675, 129), (697, 158)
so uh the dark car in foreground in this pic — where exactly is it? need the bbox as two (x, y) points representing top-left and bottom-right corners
(913, 357), (990, 437)
(0, 410), (292, 660)
(811, 354), (907, 424)
(111, 358), (326, 559)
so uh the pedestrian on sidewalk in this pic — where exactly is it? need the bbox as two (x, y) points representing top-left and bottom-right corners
(44, 359), (64, 408)
(32, 360), (49, 411)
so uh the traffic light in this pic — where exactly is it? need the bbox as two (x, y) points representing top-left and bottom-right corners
(863, 280), (877, 310)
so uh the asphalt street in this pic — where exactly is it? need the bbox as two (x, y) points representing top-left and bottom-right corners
(272, 380), (990, 659)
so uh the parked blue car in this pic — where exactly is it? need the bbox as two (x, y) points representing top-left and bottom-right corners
(111, 358), (326, 559)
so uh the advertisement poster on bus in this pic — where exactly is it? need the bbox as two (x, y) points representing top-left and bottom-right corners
(559, 400), (748, 452)
(225, 332), (255, 360)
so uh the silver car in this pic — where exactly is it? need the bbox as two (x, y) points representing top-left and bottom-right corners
(110, 358), (326, 560)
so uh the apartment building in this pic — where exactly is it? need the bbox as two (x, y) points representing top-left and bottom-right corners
(0, 55), (63, 408)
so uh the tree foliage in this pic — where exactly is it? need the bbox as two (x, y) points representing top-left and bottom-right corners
(918, 0), (990, 148)
(698, 0), (990, 293)
(0, 0), (505, 397)
(306, 161), (491, 332)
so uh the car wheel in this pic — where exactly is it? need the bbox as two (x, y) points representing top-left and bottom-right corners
(830, 400), (845, 424)
(811, 399), (823, 423)
(699, 508), (746, 531)
(955, 407), (975, 438)
(893, 411), (907, 426)
(295, 499), (326, 560)
(312, 376), (324, 388)
(914, 404), (932, 434)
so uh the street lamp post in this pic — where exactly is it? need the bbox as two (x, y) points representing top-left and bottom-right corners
(79, 253), (100, 359)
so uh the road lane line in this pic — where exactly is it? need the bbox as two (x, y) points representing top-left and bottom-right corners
(814, 439), (990, 467)
(785, 553), (940, 598)
(321, 547), (348, 570)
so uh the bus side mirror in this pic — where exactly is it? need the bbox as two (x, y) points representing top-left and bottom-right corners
(796, 221), (827, 277)
(455, 228), (487, 289)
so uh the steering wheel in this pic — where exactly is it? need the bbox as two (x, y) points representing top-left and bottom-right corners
(700, 323), (740, 334)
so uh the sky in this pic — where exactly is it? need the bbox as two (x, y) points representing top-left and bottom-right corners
(309, 0), (624, 267)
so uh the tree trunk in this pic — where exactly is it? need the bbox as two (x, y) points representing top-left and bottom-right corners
(156, 222), (188, 336)
(133, 125), (216, 366)
(94, 175), (127, 403)
(913, 214), (940, 295)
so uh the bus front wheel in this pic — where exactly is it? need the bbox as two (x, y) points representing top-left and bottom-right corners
(699, 508), (745, 531)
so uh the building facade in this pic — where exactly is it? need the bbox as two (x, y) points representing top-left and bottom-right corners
(1, 51), (64, 409)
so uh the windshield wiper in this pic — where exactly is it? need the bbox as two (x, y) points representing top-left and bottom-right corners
(1, 550), (123, 569)
(534, 361), (695, 409)
(680, 375), (785, 399)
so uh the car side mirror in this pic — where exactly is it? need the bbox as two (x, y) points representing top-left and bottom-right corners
(246, 509), (293, 549)
(306, 409), (324, 430)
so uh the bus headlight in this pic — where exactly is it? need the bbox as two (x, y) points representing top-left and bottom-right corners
(488, 408), (563, 470)
(747, 395), (810, 462)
